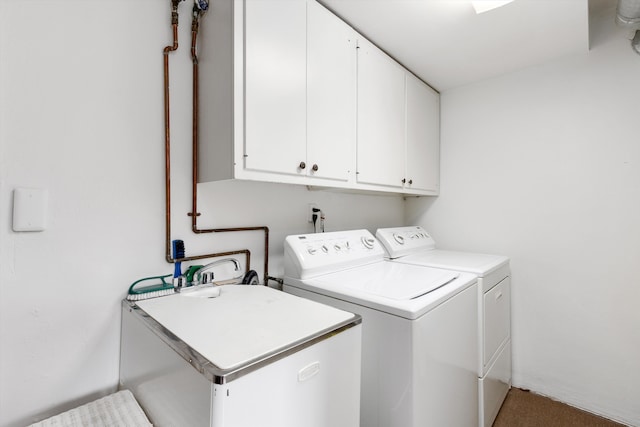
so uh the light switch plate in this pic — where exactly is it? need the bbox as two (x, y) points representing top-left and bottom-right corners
(13, 188), (48, 232)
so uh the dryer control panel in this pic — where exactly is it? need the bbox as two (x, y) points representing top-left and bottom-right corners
(284, 229), (384, 280)
(376, 226), (436, 259)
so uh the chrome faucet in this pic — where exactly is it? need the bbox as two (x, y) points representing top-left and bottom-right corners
(192, 258), (241, 286)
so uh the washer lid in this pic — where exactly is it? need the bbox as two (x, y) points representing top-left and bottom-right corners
(335, 262), (459, 300)
(289, 262), (476, 320)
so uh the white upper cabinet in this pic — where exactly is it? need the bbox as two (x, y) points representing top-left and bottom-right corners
(306, 0), (356, 182)
(244, 0), (307, 176)
(243, 0), (355, 182)
(405, 73), (440, 193)
(356, 38), (440, 194)
(356, 38), (406, 188)
(199, 0), (439, 196)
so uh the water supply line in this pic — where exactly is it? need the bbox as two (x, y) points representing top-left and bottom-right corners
(163, 0), (181, 266)
(188, 2), (276, 287)
(161, 0), (274, 285)
(162, 0), (251, 274)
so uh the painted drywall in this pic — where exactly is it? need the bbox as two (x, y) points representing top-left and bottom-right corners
(406, 4), (640, 426)
(0, 1), (403, 426)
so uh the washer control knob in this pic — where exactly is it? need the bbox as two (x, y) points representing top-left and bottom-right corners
(361, 236), (375, 249)
(393, 233), (405, 245)
(321, 245), (329, 253)
(307, 247), (317, 255)
(334, 244), (341, 251)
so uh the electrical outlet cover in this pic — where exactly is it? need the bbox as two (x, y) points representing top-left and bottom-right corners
(13, 188), (48, 232)
(308, 203), (318, 223)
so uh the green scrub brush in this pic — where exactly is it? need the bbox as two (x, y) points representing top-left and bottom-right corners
(126, 274), (174, 301)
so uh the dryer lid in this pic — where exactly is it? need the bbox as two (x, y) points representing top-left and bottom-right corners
(399, 250), (509, 275)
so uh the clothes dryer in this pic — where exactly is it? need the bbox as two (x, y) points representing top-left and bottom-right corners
(376, 226), (511, 427)
(283, 229), (479, 427)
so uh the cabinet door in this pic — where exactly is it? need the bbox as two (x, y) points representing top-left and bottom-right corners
(356, 38), (406, 187)
(405, 73), (440, 193)
(306, 1), (356, 182)
(244, 0), (307, 175)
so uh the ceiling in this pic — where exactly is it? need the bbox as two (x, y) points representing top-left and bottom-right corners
(319, 0), (602, 91)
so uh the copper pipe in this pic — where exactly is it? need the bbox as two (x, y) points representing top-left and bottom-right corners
(164, 19), (179, 264)
(161, 5), (270, 285)
(188, 10), (272, 286)
(162, 3), (252, 274)
(193, 226), (270, 286)
(190, 26), (200, 223)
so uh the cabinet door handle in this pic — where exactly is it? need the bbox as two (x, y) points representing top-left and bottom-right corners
(312, 164), (319, 172)
(408, 179), (413, 185)
(299, 162), (306, 170)
(402, 178), (406, 184)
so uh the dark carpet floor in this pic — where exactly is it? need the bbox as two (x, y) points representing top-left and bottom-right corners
(493, 388), (628, 427)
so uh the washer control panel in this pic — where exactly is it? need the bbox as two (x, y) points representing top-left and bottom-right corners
(284, 229), (384, 279)
(376, 226), (436, 259)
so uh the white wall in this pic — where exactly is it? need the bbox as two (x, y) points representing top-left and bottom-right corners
(0, 1), (403, 426)
(407, 5), (640, 426)
(4, 1), (638, 426)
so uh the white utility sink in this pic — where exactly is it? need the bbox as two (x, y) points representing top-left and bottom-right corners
(179, 285), (222, 298)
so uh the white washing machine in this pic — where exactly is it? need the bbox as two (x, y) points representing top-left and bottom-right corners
(376, 226), (511, 427)
(283, 229), (479, 427)
(120, 285), (362, 427)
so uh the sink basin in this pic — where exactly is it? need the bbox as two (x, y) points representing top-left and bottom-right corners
(180, 286), (222, 298)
